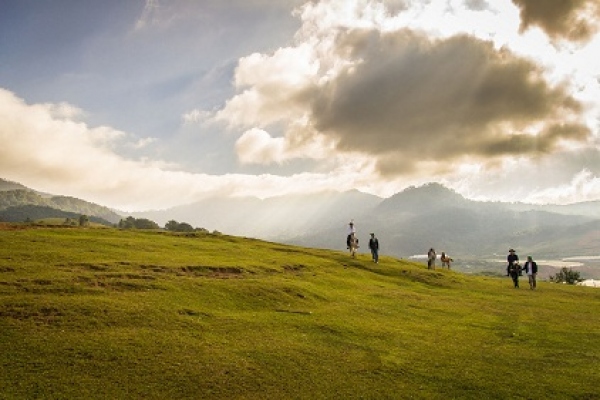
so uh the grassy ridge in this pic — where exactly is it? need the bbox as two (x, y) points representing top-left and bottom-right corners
(1, 225), (599, 399)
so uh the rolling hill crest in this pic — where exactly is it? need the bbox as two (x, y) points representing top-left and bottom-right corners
(0, 178), (122, 225)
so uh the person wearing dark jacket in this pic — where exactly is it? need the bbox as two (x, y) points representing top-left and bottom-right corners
(506, 250), (521, 288)
(507, 249), (519, 268)
(368, 233), (379, 263)
(523, 256), (538, 289)
(507, 261), (522, 288)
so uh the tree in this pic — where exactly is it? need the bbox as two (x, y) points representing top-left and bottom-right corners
(118, 216), (159, 230)
(165, 220), (179, 231)
(176, 222), (194, 232)
(134, 218), (159, 230)
(549, 267), (582, 284)
(79, 214), (89, 227)
(165, 220), (196, 232)
(119, 216), (136, 229)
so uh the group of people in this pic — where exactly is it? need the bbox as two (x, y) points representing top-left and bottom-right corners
(346, 221), (379, 263)
(345, 222), (538, 290)
(427, 248), (453, 270)
(347, 221), (456, 268)
(506, 249), (538, 289)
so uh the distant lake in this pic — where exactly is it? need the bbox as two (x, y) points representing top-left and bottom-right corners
(407, 254), (600, 280)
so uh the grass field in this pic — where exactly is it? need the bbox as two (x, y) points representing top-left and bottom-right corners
(1, 224), (599, 399)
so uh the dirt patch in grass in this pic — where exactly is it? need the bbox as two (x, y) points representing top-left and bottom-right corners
(71, 273), (161, 292)
(178, 309), (214, 318)
(79, 263), (111, 271)
(180, 266), (245, 278)
(140, 265), (172, 273)
(282, 264), (306, 273)
(0, 304), (64, 325)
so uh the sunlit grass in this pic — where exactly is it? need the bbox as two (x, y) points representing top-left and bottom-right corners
(1, 225), (599, 399)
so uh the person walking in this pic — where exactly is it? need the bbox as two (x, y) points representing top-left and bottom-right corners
(506, 249), (521, 287)
(427, 248), (436, 270)
(368, 233), (379, 263)
(523, 255), (538, 289)
(507, 259), (522, 288)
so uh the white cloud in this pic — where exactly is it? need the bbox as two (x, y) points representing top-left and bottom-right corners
(135, 0), (160, 31)
(131, 137), (158, 149)
(0, 89), (377, 210)
(2, 0), (600, 209)
(236, 128), (286, 164)
(214, 44), (319, 129)
(524, 169), (600, 204)
(213, 0), (593, 173)
(182, 109), (211, 124)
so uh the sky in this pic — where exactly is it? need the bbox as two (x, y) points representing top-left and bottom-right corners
(1, 0), (599, 211)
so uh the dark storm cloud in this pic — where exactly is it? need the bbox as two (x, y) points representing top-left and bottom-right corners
(512, 0), (600, 42)
(309, 28), (590, 175)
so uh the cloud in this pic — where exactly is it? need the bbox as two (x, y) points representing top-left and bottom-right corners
(235, 122), (336, 165)
(214, 44), (319, 129)
(446, 146), (600, 204)
(135, 0), (160, 30)
(0, 89), (371, 210)
(524, 169), (600, 204)
(512, 0), (600, 42)
(464, 0), (489, 12)
(236, 128), (286, 164)
(213, 2), (591, 177)
(130, 137), (158, 149)
(3, 0), (599, 209)
(312, 30), (588, 173)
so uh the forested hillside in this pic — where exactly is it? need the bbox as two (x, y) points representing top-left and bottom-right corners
(0, 189), (122, 224)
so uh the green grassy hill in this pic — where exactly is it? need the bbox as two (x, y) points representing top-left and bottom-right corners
(1, 224), (599, 399)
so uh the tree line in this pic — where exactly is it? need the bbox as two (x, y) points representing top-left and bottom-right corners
(118, 217), (215, 234)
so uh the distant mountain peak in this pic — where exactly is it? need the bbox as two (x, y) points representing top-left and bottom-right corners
(377, 182), (468, 213)
(402, 182), (461, 196)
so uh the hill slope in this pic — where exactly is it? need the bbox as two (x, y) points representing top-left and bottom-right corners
(0, 189), (122, 224)
(1, 225), (599, 399)
(0, 178), (30, 192)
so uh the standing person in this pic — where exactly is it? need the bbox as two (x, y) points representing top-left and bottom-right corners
(507, 249), (519, 271)
(523, 255), (538, 289)
(507, 260), (522, 288)
(427, 248), (436, 270)
(368, 233), (379, 263)
(346, 220), (356, 249)
(440, 252), (453, 269)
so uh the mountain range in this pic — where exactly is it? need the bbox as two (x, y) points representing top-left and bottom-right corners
(134, 182), (599, 260)
(1, 178), (598, 260)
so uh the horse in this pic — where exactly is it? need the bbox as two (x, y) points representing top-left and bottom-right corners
(440, 252), (453, 269)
